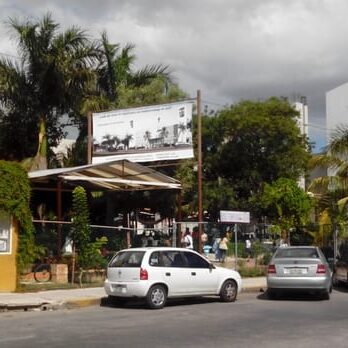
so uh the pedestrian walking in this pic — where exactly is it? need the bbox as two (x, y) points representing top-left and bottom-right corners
(219, 233), (229, 263)
(181, 228), (193, 249)
(245, 238), (252, 259)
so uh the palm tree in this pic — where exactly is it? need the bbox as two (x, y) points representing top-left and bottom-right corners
(308, 124), (348, 254)
(96, 31), (172, 105)
(0, 13), (97, 170)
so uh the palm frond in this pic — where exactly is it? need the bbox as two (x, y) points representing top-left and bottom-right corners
(328, 124), (348, 157)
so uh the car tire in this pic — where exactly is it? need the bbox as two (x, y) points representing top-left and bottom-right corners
(220, 280), (238, 302)
(146, 285), (167, 309)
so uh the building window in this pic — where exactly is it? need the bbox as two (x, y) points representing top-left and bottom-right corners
(0, 211), (11, 254)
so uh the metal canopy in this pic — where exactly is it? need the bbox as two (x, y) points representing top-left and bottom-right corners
(29, 160), (181, 191)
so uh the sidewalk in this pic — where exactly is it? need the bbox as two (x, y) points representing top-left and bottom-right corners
(0, 277), (266, 312)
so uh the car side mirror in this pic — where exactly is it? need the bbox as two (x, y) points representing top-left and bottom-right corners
(209, 263), (215, 270)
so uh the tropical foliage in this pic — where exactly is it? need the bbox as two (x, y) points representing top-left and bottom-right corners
(308, 124), (348, 246)
(70, 186), (107, 269)
(178, 98), (311, 220)
(0, 13), (97, 169)
(258, 178), (313, 240)
(0, 161), (42, 271)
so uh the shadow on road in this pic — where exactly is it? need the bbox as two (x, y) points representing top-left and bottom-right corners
(257, 291), (331, 302)
(100, 296), (223, 310)
(332, 284), (348, 293)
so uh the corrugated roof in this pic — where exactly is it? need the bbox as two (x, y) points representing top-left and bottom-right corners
(29, 160), (181, 191)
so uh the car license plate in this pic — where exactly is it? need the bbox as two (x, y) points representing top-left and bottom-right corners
(284, 267), (307, 275)
(112, 284), (127, 293)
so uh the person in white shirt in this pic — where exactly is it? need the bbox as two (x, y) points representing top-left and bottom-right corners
(182, 229), (193, 249)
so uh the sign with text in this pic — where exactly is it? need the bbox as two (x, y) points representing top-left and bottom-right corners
(92, 101), (194, 163)
(220, 210), (250, 223)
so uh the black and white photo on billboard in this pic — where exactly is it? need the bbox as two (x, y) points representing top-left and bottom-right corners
(92, 101), (194, 163)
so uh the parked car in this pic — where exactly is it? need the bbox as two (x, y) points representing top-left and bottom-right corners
(333, 258), (348, 286)
(266, 246), (332, 300)
(333, 241), (348, 286)
(104, 247), (242, 309)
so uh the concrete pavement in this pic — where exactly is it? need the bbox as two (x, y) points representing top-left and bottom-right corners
(0, 277), (266, 312)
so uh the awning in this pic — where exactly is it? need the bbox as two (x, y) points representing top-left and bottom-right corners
(29, 160), (181, 191)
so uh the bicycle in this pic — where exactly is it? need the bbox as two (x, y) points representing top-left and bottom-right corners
(33, 262), (52, 282)
(20, 255), (57, 283)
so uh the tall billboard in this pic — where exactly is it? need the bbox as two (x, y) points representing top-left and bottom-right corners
(92, 101), (194, 164)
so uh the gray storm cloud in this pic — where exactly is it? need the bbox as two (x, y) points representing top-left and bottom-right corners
(1, 0), (348, 150)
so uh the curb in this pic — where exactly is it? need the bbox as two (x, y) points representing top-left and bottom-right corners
(0, 285), (266, 312)
(63, 298), (102, 309)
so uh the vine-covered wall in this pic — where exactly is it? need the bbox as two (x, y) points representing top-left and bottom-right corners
(0, 160), (38, 271)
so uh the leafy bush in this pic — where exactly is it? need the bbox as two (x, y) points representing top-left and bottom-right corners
(0, 161), (43, 271)
(70, 186), (107, 269)
(238, 266), (267, 277)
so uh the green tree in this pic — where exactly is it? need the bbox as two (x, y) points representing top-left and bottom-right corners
(259, 178), (313, 242)
(171, 98), (310, 221)
(308, 124), (348, 247)
(0, 13), (97, 169)
(71, 186), (107, 269)
(202, 97), (310, 215)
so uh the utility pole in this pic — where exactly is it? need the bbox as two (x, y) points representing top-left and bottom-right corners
(197, 90), (203, 252)
(87, 111), (92, 164)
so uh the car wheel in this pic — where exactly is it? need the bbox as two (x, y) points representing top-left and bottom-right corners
(220, 280), (237, 302)
(267, 289), (278, 300)
(146, 285), (167, 309)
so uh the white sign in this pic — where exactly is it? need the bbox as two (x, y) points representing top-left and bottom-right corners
(0, 211), (11, 253)
(92, 101), (194, 163)
(220, 210), (250, 223)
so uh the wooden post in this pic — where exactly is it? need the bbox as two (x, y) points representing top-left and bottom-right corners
(87, 111), (92, 164)
(57, 178), (62, 259)
(197, 90), (203, 252)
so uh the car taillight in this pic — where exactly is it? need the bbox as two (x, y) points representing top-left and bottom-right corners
(316, 264), (326, 274)
(268, 264), (276, 274)
(140, 268), (148, 280)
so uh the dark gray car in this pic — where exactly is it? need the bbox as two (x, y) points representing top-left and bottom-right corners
(266, 246), (332, 300)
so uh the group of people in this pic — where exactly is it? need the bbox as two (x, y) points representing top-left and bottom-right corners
(181, 228), (253, 263)
(212, 233), (230, 262)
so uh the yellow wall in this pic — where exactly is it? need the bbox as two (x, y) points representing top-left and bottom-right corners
(0, 217), (18, 292)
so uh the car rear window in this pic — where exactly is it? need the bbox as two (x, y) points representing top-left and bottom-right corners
(275, 248), (319, 259)
(109, 251), (145, 267)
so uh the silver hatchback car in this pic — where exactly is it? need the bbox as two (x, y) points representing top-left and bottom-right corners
(267, 246), (332, 300)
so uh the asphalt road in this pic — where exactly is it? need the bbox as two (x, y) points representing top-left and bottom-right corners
(1, 289), (348, 348)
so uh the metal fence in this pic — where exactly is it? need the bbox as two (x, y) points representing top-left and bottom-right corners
(32, 220), (348, 263)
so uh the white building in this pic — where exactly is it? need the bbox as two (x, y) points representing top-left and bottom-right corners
(326, 82), (348, 175)
(293, 97), (309, 190)
(294, 98), (309, 137)
(326, 82), (348, 141)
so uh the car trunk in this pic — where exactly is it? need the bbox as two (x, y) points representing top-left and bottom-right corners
(273, 258), (321, 277)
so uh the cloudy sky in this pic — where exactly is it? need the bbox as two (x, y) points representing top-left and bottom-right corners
(1, 0), (348, 152)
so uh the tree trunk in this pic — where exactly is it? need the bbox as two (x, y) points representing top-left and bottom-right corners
(30, 117), (48, 171)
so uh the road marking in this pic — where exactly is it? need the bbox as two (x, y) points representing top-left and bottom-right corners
(0, 335), (36, 343)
